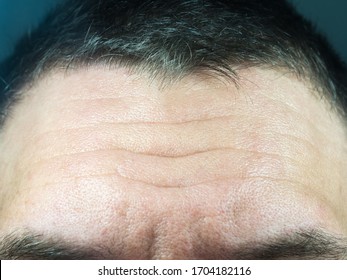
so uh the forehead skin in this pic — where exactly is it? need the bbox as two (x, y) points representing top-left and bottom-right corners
(0, 66), (346, 259)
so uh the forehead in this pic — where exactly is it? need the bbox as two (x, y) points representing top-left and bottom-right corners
(0, 66), (346, 258)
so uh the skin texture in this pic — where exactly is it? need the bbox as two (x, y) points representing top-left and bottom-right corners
(0, 66), (346, 259)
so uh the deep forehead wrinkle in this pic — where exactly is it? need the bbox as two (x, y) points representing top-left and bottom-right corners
(0, 67), (346, 260)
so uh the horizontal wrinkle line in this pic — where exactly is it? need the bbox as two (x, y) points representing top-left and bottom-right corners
(34, 114), (240, 135)
(254, 90), (330, 138)
(190, 175), (318, 190)
(239, 176), (325, 201)
(73, 173), (169, 188)
(41, 173), (167, 189)
(49, 173), (314, 189)
(277, 132), (319, 152)
(30, 146), (300, 167)
(24, 115), (236, 153)
(94, 114), (236, 125)
(29, 146), (247, 166)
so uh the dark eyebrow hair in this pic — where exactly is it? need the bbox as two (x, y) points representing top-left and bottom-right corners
(0, 232), (100, 260)
(0, 229), (346, 260)
(234, 229), (347, 260)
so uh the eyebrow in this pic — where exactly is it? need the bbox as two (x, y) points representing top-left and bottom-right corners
(0, 232), (100, 260)
(233, 229), (347, 260)
(0, 229), (346, 260)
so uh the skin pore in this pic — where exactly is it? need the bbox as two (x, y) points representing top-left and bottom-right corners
(0, 66), (346, 259)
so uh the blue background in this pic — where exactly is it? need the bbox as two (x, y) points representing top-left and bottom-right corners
(0, 0), (346, 62)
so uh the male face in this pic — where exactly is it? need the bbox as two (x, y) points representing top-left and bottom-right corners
(0, 66), (346, 259)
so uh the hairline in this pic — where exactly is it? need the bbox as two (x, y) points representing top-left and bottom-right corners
(1, 59), (345, 128)
(1, 0), (346, 125)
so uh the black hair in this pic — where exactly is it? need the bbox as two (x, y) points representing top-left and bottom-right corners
(0, 0), (346, 123)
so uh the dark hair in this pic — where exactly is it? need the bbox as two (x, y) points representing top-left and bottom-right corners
(0, 0), (346, 123)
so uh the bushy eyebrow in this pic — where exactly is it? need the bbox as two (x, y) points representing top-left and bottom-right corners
(0, 232), (100, 260)
(233, 229), (347, 260)
(0, 229), (346, 260)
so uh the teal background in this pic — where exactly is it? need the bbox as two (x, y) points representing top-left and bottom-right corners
(0, 0), (346, 62)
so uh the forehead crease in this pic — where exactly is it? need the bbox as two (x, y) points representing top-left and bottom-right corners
(8, 68), (340, 192)
(0, 66), (346, 255)
(12, 67), (342, 156)
(19, 67), (344, 136)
